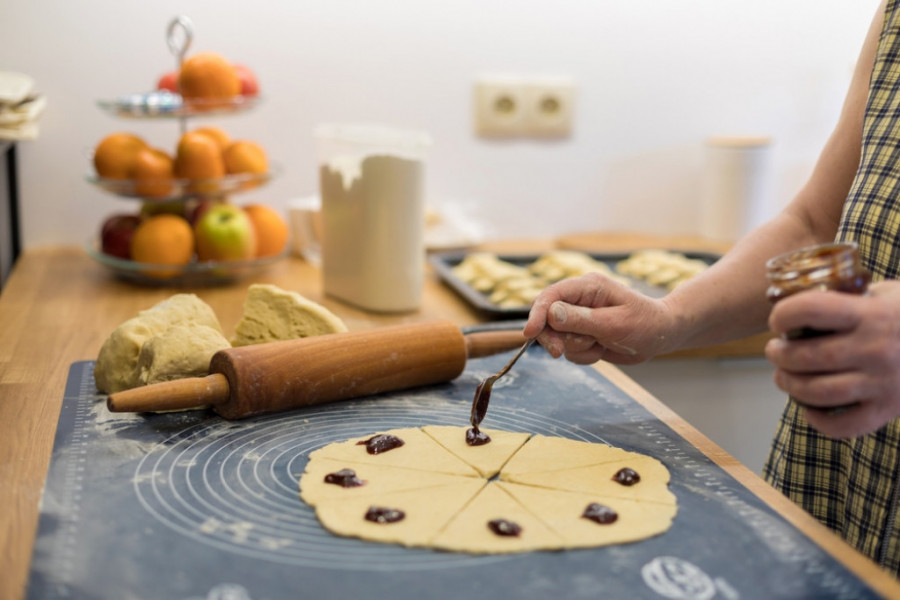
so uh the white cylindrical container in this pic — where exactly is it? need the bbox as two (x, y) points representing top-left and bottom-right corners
(699, 136), (773, 243)
(316, 124), (431, 313)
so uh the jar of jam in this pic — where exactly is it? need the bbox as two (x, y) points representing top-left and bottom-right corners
(765, 242), (870, 339)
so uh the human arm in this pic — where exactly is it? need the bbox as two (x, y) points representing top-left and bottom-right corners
(524, 0), (884, 363)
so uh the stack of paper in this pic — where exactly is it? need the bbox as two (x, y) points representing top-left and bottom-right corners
(0, 71), (46, 141)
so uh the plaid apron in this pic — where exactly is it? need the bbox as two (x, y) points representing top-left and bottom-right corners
(763, 0), (900, 572)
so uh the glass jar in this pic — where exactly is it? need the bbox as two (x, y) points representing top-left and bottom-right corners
(765, 242), (870, 339)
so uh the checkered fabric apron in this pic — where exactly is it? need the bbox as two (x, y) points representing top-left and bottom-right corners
(763, 0), (900, 572)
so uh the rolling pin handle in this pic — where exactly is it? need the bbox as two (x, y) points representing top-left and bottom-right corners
(464, 329), (527, 358)
(106, 373), (230, 414)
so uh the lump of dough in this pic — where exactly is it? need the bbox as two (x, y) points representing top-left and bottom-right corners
(136, 323), (231, 387)
(94, 294), (223, 394)
(230, 283), (348, 347)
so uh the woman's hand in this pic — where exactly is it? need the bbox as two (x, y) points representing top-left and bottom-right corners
(765, 280), (900, 438)
(523, 272), (679, 365)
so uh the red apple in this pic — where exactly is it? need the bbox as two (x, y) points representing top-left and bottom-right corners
(157, 71), (178, 93)
(187, 198), (220, 226)
(233, 64), (259, 97)
(100, 214), (141, 260)
(194, 203), (257, 261)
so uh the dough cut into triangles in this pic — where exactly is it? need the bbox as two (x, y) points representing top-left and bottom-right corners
(432, 482), (563, 553)
(500, 434), (636, 476)
(422, 425), (531, 478)
(314, 478), (486, 547)
(299, 426), (676, 554)
(497, 481), (677, 548)
(307, 427), (479, 477)
(300, 458), (478, 506)
(500, 455), (676, 504)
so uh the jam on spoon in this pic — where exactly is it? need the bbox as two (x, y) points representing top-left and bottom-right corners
(469, 338), (535, 439)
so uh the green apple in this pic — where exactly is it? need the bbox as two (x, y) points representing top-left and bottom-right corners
(194, 203), (257, 261)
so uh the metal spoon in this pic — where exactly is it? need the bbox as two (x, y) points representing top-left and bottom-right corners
(470, 337), (536, 430)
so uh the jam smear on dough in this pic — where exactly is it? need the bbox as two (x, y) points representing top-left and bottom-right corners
(364, 506), (405, 524)
(582, 503), (618, 525)
(612, 467), (640, 486)
(323, 468), (366, 488)
(466, 427), (492, 446)
(487, 519), (522, 537)
(357, 434), (405, 455)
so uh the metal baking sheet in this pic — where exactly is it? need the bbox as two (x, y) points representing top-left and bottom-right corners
(26, 357), (876, 600)
(429, 250), (721, 319)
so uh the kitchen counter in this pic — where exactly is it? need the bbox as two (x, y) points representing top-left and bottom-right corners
(1, 244), (898, 598)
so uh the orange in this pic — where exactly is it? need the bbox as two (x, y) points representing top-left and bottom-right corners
(192, 126), (231, 151)
(243, 203), (289, 257)
(174, 131), (226, 193)
(93, 133), (147, 179)
(129, 214), (195, 278)
(133, 147), (174, 198)
(178, 52), (240, 107)
(223, 140), (268, 175)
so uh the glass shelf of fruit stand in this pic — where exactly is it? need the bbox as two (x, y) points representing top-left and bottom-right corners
(85, 163), (279, 202)
(97, 92), (262, 119)
(85, 238), (286, 286)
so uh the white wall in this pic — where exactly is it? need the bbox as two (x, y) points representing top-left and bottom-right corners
(0, 0), (878, 249)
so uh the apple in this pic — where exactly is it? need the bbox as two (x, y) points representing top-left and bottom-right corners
(194, 203), (257, 261)
(157, 70), (178, 93)
(233, 64), (259, 97)
(100, 214), (141, 260)
(187, 198), (220, 226)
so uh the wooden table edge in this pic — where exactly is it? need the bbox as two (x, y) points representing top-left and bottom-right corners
(592, 360), (900, 596)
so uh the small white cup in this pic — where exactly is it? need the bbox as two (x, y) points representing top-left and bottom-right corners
(288, 196), (323, 265)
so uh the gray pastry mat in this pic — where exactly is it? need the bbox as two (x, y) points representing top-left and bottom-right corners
(27, 353), (875, 600)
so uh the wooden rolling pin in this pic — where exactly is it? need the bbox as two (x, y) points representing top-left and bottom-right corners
(107, 320), (526, 419)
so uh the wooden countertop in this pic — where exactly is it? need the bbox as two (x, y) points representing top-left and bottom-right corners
(1, 243), (897, 598)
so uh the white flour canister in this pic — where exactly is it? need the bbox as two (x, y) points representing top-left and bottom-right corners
(316, 124), (432, 313)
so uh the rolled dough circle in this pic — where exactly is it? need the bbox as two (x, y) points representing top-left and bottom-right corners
(299, 426), (676, 554)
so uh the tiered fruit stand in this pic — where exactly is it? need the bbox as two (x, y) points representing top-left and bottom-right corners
(86, 15), (281, 286)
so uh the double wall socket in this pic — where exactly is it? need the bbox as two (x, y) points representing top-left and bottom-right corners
(474, 75), (576, 138)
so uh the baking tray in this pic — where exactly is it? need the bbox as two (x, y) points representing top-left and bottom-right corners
(429, 250), (721, 319)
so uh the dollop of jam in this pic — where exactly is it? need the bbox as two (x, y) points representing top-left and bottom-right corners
(612, 467), (640, 486)
(582, 502), (618, 525)
(487, 519), (522, 537)
(466, 427), (492, 446)
(356, 434), (405, 455)
(323, 468), (366, 488)
(364, 506), (405, 524)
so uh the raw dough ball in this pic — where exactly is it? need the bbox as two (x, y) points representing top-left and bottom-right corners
(136, 323), (231, 387)
(230, 283), (347, 347)
(94, 294), (223, 394)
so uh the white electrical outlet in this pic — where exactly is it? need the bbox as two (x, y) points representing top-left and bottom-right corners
(523, 77), (575, 138)
(474, 75), (575, 139)
(474, 76), (528, 137)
